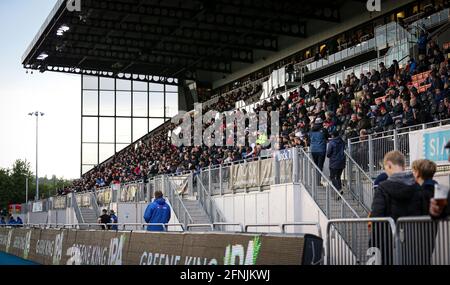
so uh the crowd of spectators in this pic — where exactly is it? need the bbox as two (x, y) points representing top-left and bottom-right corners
(63, 36), (449, 194)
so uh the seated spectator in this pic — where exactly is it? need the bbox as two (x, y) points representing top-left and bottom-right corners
(376, 106), (393, 132)
(402, 101), (415, 126)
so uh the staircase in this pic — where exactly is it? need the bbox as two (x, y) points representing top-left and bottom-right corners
(79, 207), (99, 224)
(313, 185), (369, 219)
(181, 198), (212, 225)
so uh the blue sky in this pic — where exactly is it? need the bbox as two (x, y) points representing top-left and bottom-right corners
(0, 0), (80, 179)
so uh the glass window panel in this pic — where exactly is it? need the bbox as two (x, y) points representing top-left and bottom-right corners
(116, 144), (128, 153)
(116, 118), (131, 143)
(83, 91), (98, 116)
(166, 92), (178, 118)
(149, 119), (165, 132)
(99, 91), (115, 116)
(82, 165), (95, 175)
(83, 76), (98, 90)
(149, 83), (164, 92)
(149, 92), (165, 117)
(82, 117), (98, 143)
(82, 143), (98, 165)
(99, 144), (115, 163)
(166, 84), (178, 93)
(133, 118), (148, 141)
(100, 77), (114, 90)
(133, 81), (148, 92)
(117, 92), (131, 117)
(133, 92), (148, 117)
(117, 79), (131, 91)
(99, 118), (115, 143)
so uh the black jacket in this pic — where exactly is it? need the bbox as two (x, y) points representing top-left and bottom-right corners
(371, 172), (426, 221)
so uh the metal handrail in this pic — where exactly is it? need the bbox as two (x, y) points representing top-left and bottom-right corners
(245, 224), (283, 232)
(345, 151), (373, 183)
(212, 223), (244, 232)
(166, 177), (194, 225)
(196, 176), (226, 223)
(300, 148), (360, 218)
(186, 224), (215, 231)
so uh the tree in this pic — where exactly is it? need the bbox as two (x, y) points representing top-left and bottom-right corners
(0, 160), (74, 209)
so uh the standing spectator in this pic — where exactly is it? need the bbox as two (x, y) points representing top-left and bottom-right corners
(371, 151), (424, 220)
(109, 210), (118, 231)
(370, 151), (425, 265)
(327, 132), (346, 195)
(411, 159), (440, 265)
(98, 209), (111, 230)
(144, 191), (171, 232)
(309, 118), (329, 185)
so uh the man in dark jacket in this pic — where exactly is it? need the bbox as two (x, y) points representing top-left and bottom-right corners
(98, 209), (111, 230)
(144, 191), (171, 232)
(327, 132), (346, 194)
(309, 118), (329, 185)
(370, 151), (426, 265)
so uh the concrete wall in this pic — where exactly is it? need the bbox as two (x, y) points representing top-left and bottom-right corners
(65, 207), (78, 225)
(48, 210), (67, 224)
(117, 201), (182, 231)
(212, 183), (327, 237)
(28, 212), (49, 224)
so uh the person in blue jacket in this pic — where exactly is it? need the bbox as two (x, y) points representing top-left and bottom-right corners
(8, 216), (16, 225)
(327, 131), (346, 194)
(309, 118), (329, 185)
(109, 210), (118, 231)
(0, 217), (6, 225)
(144, 191), (171, 232)
(16, 217), (23, 226)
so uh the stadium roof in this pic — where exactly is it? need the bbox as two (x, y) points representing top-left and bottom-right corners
(22, 0), (365, 84)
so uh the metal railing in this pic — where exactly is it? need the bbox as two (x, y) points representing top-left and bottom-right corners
(196, 176), (226, 224)
(344, 151), (374, 212)
(165, 176), (194, 227)
(327, 218), (397, 265)
(298, 148), (360, 219)
(410, 8), (450, 33)
(0, 222), (321, 235)
(396, 216), (450, 265)
(327, 217), (450, 265)
(349, 119), (450, 177)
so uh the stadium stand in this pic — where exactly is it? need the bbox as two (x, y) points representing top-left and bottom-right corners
(12, 0), (450, 266)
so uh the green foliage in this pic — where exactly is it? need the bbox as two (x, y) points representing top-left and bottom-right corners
(0, 160), (73, 209)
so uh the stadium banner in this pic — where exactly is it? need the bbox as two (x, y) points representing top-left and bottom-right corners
(229, 160), (277, 190)
(280, 160), (293, 184)
(259, 159), (274, 186)
(32, 201), (43, 213)
(97, 189), (112, 205)
(409, 125), (450, 166)
(0, 227), (322, 265)
(53, 197), (67, 209)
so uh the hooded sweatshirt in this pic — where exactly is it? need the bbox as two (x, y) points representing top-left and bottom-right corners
(371, 172), (425, 221)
